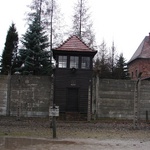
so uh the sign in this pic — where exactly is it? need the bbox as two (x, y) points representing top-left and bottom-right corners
(49, 106), (59, 116)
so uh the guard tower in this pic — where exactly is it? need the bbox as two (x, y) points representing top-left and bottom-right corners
(52, 35), (97, 119)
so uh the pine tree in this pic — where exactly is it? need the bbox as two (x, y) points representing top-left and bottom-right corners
(72, 0), (96, 48)
(113, 53), (127, 79)
(17, 14), (51, 75)
(1, 23), (18, 74)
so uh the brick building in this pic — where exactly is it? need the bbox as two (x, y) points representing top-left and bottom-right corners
(128, 33), (150, 80)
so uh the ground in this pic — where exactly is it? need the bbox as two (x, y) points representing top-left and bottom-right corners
(0, 117), (150, 150)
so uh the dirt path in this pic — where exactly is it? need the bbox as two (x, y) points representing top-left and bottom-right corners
(1, 137), (150, 150)
(0, 117), (150, 149)
(23, 139), (150, 150)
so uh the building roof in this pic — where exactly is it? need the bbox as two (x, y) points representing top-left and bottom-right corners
(53, 35), (96, 53)
(128, 34), (150, 64)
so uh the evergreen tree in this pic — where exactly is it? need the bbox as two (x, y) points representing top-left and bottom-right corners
(1, 23), (18, 74)
(72, 0), (96, 48)
(113, 53), (127, 79)
(17, 14), (51, 75)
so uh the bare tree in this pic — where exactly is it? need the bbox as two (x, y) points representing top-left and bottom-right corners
(72, 0), (96, 48)
(111, 41), (115, 73)
(93, 40), (111, 78)
(26, 0), (64, 48)
(108, 41), (119, 75)
(45, 0), (65, 48)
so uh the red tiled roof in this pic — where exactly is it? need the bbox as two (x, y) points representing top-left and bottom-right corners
(53, 35), (96, 52)
(128, 34), (150, 64)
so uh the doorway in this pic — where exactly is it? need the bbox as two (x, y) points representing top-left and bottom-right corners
(67, 88), (78, 112)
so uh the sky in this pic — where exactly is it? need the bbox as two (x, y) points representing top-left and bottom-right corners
(1, 0), (150, 61)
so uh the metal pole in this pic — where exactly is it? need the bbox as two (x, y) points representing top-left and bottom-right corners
(52, 116), (56, 138)
(52, 104), (57, 138)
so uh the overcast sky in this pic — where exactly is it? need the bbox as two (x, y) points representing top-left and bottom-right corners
(1, 0), (150, 61)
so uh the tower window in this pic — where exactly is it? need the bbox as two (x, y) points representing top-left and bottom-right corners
(81, 57), (90, 69)
(58, 56), (67, 68)
(70, 56), (79, 68)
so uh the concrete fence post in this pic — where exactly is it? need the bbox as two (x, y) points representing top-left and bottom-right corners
(87, 81), (91, 121)
(6, 72), (11, 116)
(133, 74), (141, 129)
(95, 75), (99, 119)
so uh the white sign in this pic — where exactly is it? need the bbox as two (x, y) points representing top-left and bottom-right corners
(49, 106), (59, 116)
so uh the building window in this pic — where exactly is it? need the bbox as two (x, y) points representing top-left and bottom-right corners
(136, 70), (138, 77)
(131, 72), (133, 78)
(70, 56), (79, 68)
(81, 57), (90, 69)
(58, 56), (67, 68)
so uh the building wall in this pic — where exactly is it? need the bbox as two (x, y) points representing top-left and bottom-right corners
(128, 59), (150, 80)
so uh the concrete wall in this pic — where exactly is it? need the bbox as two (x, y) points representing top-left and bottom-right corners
(1, 75), (150, 120)
(93, 78), (150, 120)
(9, 75), (53, 117)
(93, 78), (135, 119)
(140, 80), (150, 119)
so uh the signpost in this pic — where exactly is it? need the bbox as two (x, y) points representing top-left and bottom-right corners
(49, 106), (59, 117)
(49, 105), (59, 138)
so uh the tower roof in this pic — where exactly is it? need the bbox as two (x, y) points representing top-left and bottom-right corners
(53, 35), (96, 53)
